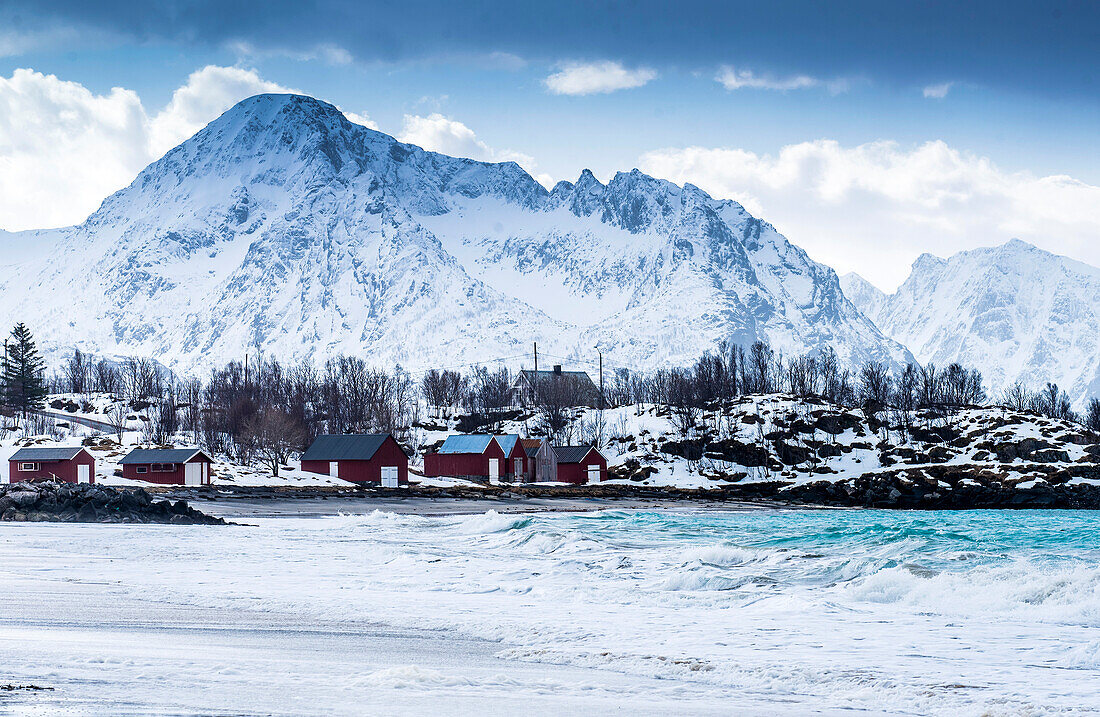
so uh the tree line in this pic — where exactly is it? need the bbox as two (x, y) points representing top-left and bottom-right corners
(6, 323), (1100, 471)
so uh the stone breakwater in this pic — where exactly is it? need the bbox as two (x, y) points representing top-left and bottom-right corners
(0, 482), (228, 524)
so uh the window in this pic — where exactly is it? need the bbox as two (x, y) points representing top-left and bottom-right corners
(135, 466), (148, 474)
(19, 462), (38, 472)
(151, 463), (175, 472)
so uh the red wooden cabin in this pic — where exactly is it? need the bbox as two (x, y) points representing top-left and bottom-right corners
(423, 435), (508, 484)
(9, 447), (95, 484)
(553, 446), (608, 484)
(120, 448), (214, 485)
(493, 435), (528, 482)
(300, 434), (409, 486)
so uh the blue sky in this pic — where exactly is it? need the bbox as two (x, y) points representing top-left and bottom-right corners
(1, 0), (1098, 288)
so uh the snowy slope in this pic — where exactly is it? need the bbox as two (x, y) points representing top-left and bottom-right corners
(0, 93), (910, 375)
(847, 240), (1100, 406)
(839, 272), (887, 323)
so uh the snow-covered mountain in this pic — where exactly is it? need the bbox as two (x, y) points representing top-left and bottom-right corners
(844, 240), (1100, 406)
(838, 272), (888, 322)
(0, 93), (911, 376)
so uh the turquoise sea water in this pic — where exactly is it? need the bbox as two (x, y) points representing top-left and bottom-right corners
(3, 508), (1099, 714)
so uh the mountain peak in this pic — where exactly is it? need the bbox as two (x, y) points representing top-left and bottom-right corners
(1002, 238), (1037, 252)
(1, 90), (914, 378)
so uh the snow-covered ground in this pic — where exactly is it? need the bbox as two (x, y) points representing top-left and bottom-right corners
(1, 394), (485, 488)
(6, 392), (1099, 491)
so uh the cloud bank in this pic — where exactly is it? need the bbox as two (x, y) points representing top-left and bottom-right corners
(640, 139), (1100, 290)
(398, 113), (552, 187)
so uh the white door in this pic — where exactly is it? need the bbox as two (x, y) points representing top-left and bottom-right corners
(184, 463), (202, 486)
(587, 465), (600, 483)
(488, 458), (500, 485)
(77, 464), (90, 484)
(330, 461), (340, 478)
(381, 466), (399, 488)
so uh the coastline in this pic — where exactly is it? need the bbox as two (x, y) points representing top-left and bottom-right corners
(148, 473), (1100, 518)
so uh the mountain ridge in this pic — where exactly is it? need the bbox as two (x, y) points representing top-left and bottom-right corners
(844, 239), (1100, 407)
(0, 92), (913, 376)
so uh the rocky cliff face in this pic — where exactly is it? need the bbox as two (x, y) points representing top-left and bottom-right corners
(0, 93), (911, 375)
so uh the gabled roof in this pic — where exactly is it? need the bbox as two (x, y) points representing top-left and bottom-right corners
(301, 434), (391, 462)
(521, 438), (543, 458)
(120, 448), (209, 464)
(9, 446), (86, 462)
(515, 369), (604, 407)
(518, 369), (596, 382)
(494, 434), (521, 457)
(437, 434), (496, 454)
(554, 445), (601, 463)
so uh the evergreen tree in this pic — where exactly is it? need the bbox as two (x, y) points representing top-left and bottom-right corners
(2, 323), (47, 417)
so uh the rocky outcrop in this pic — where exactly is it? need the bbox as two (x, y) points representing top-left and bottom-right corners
(0, 482), (228, 524)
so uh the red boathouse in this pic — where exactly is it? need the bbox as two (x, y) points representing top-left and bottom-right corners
(120, 448), (214, 485)
(553, 446), (608, 484)
(300, 434), (409, 486)
(8, 447), (95, 484)
(493, 434), (528, 482)
(423, 435), (508, 484)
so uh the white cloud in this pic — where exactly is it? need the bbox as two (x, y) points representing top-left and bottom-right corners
(545, 61), (657, 95)
(639, 139), (1100, 290)
(228, 40), (354, 66)
(398, 113), (550, 186)
(0, 68), (150, 231)
(0, 65), (375, 231)
(149, 65), (295, 156)
(341, 110), (379, 130)
(923, 82), (954, 99)
(716, 65), (818, 91)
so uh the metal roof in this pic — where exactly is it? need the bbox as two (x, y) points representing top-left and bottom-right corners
(516, 370), (604, 407)
(120, 448), (207, 464)
(437, 434), (495, 454)
(300, 434), (390, 462)
(554, 445), (600, 463)
(521, 438), (543, 458)
(494, 434), (520, 456)
(9, 446), (86, 462)
(519, 369), (595, 381)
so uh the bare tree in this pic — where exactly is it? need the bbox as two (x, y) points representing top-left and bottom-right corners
(746, 341), (773, 394)
(242, 410), (308, 477)
(94, 360), (120, 396)
(107, 402), (128, 443)
(1001, 382), (1030, 412)
(1086, 398), (1100, 435)
(421, 369), (467, 418)
(65, 349), (90, 394)
(858, 361), (893, 406)
(917, 363), (941, 409)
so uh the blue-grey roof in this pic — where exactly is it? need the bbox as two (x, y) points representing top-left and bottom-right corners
(494, 434), (520, 456)
(301, 434), (390, 462)
(9, 446), (86, 462)
(437, 435), (495, 454)
(120, 448), (207, 464)
(554, 445), (601, 463)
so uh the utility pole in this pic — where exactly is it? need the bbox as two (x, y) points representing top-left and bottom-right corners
(532, 342), (538, 404)
(595, 345), (604, 409)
